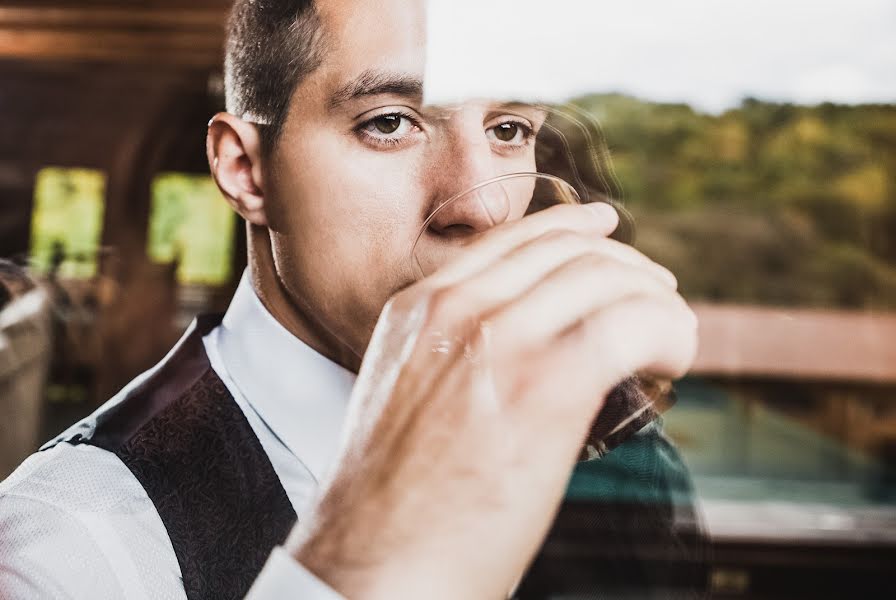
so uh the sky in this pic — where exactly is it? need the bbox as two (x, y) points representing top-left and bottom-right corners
(425, 0), (896, 112)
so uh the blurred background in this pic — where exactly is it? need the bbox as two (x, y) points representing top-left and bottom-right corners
(0, 1), (894, 598)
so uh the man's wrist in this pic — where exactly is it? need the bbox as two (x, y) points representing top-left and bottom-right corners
(287, 529), (475, 600)
(247, 546), (346, 600)
(286, 522), (377, 599)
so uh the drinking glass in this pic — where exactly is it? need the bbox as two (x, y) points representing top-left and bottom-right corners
(410, 172), (673, 461)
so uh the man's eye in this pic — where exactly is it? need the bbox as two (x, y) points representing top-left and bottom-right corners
(372, 114), (402, 134)
(359, 113), (418, 137)
(356, 112), (422, 148)
(487, 121), (533, 146)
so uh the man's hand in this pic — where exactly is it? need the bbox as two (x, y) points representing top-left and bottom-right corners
(286, 203), (698, 599)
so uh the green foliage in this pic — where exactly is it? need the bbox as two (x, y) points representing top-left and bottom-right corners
(565, 95), (896, 309)
(29, 167), (106, 278)
(148, 173), (236, 285)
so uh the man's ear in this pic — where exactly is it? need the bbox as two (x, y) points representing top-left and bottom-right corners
(207, 113), (268, 226)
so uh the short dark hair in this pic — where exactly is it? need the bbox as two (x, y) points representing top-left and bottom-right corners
(224, 0), (327, 152)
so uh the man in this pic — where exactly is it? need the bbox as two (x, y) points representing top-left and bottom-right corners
(0, 1), (698, 598)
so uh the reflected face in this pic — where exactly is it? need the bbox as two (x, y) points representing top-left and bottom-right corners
(264, 0), (546, 356)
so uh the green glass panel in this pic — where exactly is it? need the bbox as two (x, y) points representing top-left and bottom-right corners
(148, 173), (236, 285)
(29, 167), (107, 279)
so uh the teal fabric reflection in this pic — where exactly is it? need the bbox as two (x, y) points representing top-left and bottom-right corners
(567, 420), (699, 508)
(516, 421), (708, 599)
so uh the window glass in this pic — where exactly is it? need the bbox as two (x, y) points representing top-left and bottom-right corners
(29, 167), (106, 279)
(425, 1), (896, 596)
(147, 172), (236, 285)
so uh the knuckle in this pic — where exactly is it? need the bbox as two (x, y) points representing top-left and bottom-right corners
(531, 228), (586, 252)
(651, 260), (678, 289)
(422, 284), (486, 336)
(382, 289), (415, 320)
(654, 300), (699, 378)
(559, 254), (605, 282)
(584, 297), (694, 378)
(422, 285), (460, 326)
(540, 228), (575, 244)
(601, 237), (654, 264)
(585, 255), (627, 277)
(487, 309), (540, 361)
(387, 284), (417, 308)
(570, 254), (641, 288)
(389, 282), (436, 316)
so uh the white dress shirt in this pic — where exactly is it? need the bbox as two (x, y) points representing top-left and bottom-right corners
(0, 272), (354, 599)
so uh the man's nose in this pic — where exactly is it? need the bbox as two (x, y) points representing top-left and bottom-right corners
(425, 135), (511, 235)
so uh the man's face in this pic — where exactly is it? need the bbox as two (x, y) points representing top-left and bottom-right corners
(264, 0), (545, 358)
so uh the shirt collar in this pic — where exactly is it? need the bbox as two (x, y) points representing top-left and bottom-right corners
(216, 271), (357, 483)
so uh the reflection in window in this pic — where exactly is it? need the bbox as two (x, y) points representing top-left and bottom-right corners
(29, 167), (106, 279)
(566, 96), (896, 310)
(147, 173), (236, 286)
(547, 94), (896, 597)
(568, 94), (896, 487)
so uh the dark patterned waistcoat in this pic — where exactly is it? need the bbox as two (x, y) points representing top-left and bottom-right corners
(41, 315), (297, 600)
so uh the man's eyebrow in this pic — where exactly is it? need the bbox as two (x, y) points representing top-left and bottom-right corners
(328, 69), (424, 110)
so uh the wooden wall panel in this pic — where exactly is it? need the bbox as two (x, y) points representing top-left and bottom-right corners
(0, 56), (226, 402)
(0, 2), (230, 67)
